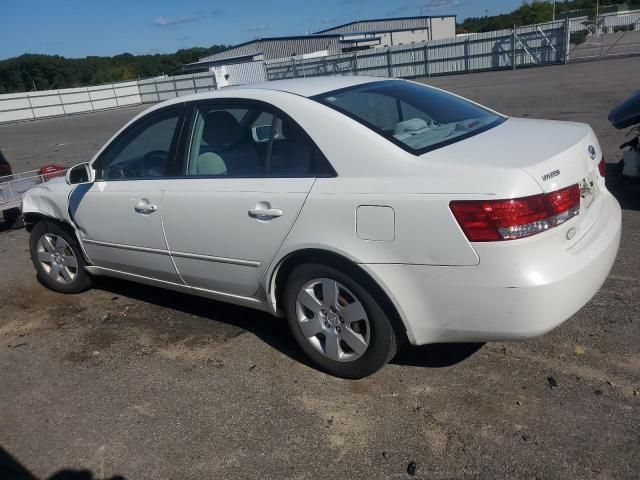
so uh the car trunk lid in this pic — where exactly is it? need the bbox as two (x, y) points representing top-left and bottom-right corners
(424, 117), (605, 245)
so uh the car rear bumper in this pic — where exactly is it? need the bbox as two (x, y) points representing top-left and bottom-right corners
(362, 190), (622, 345)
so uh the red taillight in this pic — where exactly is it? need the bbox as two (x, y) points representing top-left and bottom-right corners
(598, 157), (606, 177)
(450, 184), (581, 242)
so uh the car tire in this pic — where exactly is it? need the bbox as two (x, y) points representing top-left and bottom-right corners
(3, 208), (23, 229)
(29, 220), (92, 294)
(284, 263), (398, 379)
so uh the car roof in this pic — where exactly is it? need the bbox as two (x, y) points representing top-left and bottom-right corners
(229, 76), (395, 97)
(140, 76), (399, 120)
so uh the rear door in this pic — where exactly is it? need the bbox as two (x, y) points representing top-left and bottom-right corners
(71, 105), (185, 282)
(162, 100), (331, 297)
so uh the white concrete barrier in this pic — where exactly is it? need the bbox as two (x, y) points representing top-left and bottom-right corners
(0, 71), (234, 124)
(0, 80), (145, 124)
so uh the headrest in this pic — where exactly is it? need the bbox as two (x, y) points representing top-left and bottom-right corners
(202, 111), (242, 146)
(394, 117), (429, 135)
(197, 152), (227, 175)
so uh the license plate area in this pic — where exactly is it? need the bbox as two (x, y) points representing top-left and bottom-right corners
(579, 171), (599, 210)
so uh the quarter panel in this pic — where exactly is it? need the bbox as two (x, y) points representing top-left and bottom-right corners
(278, 188), (478, 266)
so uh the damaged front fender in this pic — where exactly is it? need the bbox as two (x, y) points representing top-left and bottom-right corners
(21, 181), (93, 263)
(22, 180), (75, 225)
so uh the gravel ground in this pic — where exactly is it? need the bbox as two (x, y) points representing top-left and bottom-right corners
(0, 57), (639, 480)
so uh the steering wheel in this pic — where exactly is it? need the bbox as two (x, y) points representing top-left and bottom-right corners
(143, 150), (169, 177)
(107, 164), (137, 179)
(144, 149), (169, 161)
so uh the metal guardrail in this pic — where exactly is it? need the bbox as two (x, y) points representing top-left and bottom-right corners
(0, 168), (67, 213)
(138, 71), (217, 103)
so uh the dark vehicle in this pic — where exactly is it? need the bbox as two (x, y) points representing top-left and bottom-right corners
(0, 149), (20, 228)
(609, 90), (640, 129)
(608, 90), (640, 184)
(0, 148), (11, 179)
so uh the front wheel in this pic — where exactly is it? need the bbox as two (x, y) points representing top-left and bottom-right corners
(284, 263), (398, 379)
(29, 220), (92, 294)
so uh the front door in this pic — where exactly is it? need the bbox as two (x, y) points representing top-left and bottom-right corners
(162, 101), (329, 297)
(71, 106), (184, 282)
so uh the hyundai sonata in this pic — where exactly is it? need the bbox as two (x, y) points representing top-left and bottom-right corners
(22, 76), (621, 378)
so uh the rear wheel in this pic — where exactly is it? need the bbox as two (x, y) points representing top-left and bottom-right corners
(284, 263), (397, 379)
(29, 220), (92, 294)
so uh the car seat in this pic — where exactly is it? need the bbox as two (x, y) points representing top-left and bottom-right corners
(199, 110), (260, 175)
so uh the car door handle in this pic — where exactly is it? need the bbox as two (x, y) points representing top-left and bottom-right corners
(134, 203), (158, 214)
(248, 207), (283, 218)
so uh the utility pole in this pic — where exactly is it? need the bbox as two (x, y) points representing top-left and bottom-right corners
(552, 0), (556, 21)
(24, 71), (37, 91)
(596, 0), (600, 18)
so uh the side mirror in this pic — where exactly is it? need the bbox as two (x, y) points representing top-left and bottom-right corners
(66, 162), (95, 185)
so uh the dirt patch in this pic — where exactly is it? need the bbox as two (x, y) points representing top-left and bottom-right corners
(65, 329), (120, 364)
(299, 392), (371, 451)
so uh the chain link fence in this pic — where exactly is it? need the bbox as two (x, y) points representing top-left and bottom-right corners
(265, 21), (568, 80)
(568, 11), (640, 61)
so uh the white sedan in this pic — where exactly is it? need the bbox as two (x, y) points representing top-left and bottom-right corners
(22, 76), (622, 378)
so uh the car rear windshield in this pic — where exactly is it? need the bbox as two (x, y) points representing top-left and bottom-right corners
(312, 80), (505, 154)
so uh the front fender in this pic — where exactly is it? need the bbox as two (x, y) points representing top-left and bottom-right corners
(22, 181), (74, 224)
(22, 182), (94, 264)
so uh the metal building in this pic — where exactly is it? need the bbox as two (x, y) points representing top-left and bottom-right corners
(315, 15), (457, 50)
(182, 15), (457, 85)
(183, 35), (344, 72)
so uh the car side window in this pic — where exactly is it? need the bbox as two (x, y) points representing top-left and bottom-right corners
(185, 103), (322, 178)
(95, 108), (181, 180)
(267, 117), (316, 177)
(186, 106), (258, 176)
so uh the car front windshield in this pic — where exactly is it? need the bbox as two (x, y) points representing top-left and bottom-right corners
(313, 80), (504, 154)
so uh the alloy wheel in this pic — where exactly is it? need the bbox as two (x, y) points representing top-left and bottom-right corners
(295, 278), (371, 362)
(36, 233), (78, 285)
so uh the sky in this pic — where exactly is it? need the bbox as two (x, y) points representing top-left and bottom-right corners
(1, 0), (524, 60)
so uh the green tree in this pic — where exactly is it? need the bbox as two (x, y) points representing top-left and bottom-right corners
(458, 1), (640, 33)
(0, 46), (226, 93)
